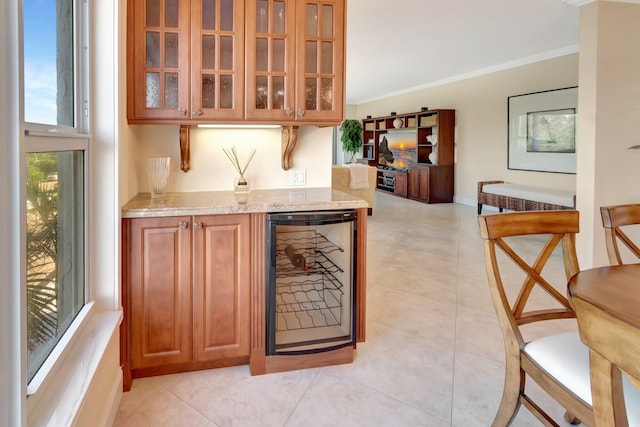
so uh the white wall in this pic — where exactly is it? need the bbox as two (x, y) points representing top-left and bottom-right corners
(122, 125), (334, 199)
(353, 54), (580, 207)
(576, 1), (640, 267)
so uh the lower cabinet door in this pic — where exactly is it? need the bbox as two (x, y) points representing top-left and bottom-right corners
(129, 216), (193, 369)
(192, 214), (251, 361)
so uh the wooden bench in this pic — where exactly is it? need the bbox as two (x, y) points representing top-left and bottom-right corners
(477, 180), (576, 214)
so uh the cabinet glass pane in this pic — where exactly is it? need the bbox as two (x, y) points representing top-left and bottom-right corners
(273, 1), (285, 34)
(321, 41), (332, 74)
(146, 32), (160, 67)
(202, 35), (216, 70)
(165, 0), (179, 27)
(146, 0), (160, 27)
(165, 33), (179, 68)
(220, 0), (233, 31)
(256, 0), (268, 33)
(273, 39), (285, 72)
(256, 38), (268, 72)
(202, 0), (216, 30)
(305, 41), (317, 73)
(305, 78), (317, 110)
(322, 5), (333, 37)
(202, 74), (216, 108)
(321, 78), (332, 110)
(220, 75), (233, 109)
(306, 4), (318, 37)
(220, 36), (233, 70)
(165, 73), (179, 108)
(256, 76), (267, 109)
(272, 76), (284, 110)
(146, 72), (160, 108)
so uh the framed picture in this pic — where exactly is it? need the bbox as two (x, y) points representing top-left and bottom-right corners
(508, 87), (578, 174)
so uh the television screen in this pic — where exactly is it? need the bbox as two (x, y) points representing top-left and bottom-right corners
(378, 131), (417, 168)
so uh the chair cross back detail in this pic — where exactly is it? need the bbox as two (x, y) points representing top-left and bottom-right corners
(478, 210), (593, 427)
(493, 232), (575, 325)
(600, 204), (640, 265)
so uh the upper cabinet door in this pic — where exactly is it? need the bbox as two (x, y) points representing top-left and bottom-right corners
(128, 0), (191, 121)
(295, 0), (344, 123)
(191, 0), (245, 121)
(245, 0), (296, 121)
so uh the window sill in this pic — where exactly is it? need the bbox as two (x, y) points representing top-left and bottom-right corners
(27, 307), (123, 426)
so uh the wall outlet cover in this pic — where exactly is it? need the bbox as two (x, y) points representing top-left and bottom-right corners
(289, 169), (306, 186)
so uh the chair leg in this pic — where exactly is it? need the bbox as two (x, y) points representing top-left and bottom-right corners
(492, 365), (524, 427)
(563, 410), (581, 425)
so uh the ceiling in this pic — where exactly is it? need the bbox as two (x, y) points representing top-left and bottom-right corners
(344, 0), (581, 105)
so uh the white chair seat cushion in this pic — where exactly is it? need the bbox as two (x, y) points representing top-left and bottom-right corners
(524, 331), (640, 426)
(523, 332), (592, 405)
(623, 373), (640, 427)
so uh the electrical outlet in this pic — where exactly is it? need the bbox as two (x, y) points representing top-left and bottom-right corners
(289, 169), (306, 186)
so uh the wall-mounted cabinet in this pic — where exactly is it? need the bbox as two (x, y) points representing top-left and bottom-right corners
(245, 0), (344, 123)
(362, 109), (455, 204)
(128, 0), (345, 125)
(127, 0), (245, 123)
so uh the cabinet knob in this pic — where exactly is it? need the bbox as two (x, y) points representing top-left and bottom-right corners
(193, 222), (202, 230)
(284, 108), (292, 117)
(178, 108), (187, 116)
(179, 221), (188, 230)
(192, 109), (203, 116)
(296, 109), (304, 118)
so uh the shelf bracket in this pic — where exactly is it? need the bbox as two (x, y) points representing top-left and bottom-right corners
(281, 125), (298, 170)
(179, 125), (191, 172)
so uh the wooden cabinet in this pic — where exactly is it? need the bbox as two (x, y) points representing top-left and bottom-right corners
(364, 109), (455, 203)
(128, 0), (345, 125)
(408, 164), (454, 203)
(376, 168), (407, 198)
(193, 214), (250, 361)
(122, 213), (250, 388)
(245, 0), (344, 123)
(128, 0), (245, 123)
(128, 216), (192, 369)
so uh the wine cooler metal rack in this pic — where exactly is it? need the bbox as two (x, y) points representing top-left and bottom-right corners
(274, 231), (346, 332)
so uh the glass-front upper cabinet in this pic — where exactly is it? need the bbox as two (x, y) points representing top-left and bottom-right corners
(128, 0), (190, 121)
(191, 0), (244, 121)
(295, 0), (344, 123)
(245, 0), (344, 123)
(245, 0), (296, 121)
(128, 0), (244, 122)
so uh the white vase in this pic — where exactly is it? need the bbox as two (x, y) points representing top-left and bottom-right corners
(428, 152), (437, 165)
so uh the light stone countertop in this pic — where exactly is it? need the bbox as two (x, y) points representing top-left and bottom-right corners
(121, 187), (368, 218)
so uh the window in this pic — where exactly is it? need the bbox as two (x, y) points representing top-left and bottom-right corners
(23, 0), (89, 385)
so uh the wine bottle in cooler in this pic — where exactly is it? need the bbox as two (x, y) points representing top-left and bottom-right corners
(284, 244), (307, 270)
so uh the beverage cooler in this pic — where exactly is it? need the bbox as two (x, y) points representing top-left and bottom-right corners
(265, 210), (357, 356)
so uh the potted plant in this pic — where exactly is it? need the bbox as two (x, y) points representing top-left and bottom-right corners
(339, 119), (363, 163)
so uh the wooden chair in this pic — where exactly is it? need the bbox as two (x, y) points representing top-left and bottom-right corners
(478, 210), (594, 427)
(600, 204), (640, 265)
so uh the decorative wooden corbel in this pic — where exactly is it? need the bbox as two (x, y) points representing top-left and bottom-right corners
(281, 125), (298, 170)
(179, 125), (191, 172)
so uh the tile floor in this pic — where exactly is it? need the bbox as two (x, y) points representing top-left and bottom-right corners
(114, 191), (580, 427)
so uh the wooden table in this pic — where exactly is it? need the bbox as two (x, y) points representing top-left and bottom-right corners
(568, 264), (640, 426)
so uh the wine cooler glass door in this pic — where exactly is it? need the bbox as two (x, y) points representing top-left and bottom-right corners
(266, 210), (356, 355)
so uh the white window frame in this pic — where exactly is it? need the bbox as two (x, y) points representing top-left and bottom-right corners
(22, 0), (91, 397)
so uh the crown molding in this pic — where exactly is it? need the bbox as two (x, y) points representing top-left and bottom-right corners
(562, 0), (640, 5)
(561, 0), (594, 6)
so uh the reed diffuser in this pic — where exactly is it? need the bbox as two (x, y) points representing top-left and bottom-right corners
(222, 146), (256, 193)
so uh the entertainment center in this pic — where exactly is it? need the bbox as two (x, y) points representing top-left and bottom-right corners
(361, 109), (455, 203)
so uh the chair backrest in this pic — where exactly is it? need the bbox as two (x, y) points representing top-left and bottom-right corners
(600, 204), (640, 265)
(478, 210), (580, 349)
